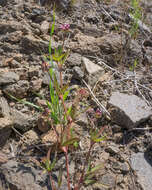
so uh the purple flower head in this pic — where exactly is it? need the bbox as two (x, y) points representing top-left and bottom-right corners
(95, 109), (102, 118)
(60, 23), (70, 31)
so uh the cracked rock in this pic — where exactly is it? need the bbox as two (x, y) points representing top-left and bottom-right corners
(109, 92), (152, 129)
(0, 72), (19, 85)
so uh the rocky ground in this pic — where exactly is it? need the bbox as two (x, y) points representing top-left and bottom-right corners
(0, 0), (152, 190)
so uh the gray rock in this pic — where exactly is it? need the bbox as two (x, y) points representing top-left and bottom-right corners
(40, 20), (50, 34)
(82, 57), (104, 86)
(0, 160), (49, 190)
(30, 79), (42, 92)
(0, 72), (19, 85)
(73, 66), (84, 80)
(100, 174), (115, 188)
(0, 118), (13, 147)
(0, 21), (22, 35)
(120, 162), (130, 174)
(105, 143), (120, 155)
(11, 109), (39, 132)
(9, 60), (20, 68)
(67, 53), (82, 66)
(109, 92), (152, 129)
(131, 153), (152, 190)
(75, 112), (88, 126)
(28, 67), (39, 79)
(0, 97), (10, 118)
(3, 80), (29, 98)
(20, 34), (50, 54)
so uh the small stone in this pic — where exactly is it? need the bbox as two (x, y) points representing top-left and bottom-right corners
(30, 79), (42, 92)
(112, 124), (122, 133)
(11, 109), (38, 131)
(0, 152), (8, 165)
(112, 161), (121, 170)
(3, 80), (29, 98)
(38, 116), (50, 133)
(75, 112), (88, 126)
(109, 92), (152, 129)
(149, 92), (152, 99)
(28, 67), (39, 78)
(40, 20), (50, 34)
(0, 72), (19, 85)
(82, 57), (104, 86)
(100, 174), (115, 188)
(116, 174), (124, 184)
(120, 162), (130, 174)
(106, 143), (120, 155)
(24, 130), (39, 144)
(36, 98), (47, 107)
(0, 97), (10, 118)
(82, 57), (103, 75)
(131, 153), (152, 190)
(100, 151), (109, 161)
(9, 60), (20, 68)
(0, 118), (13, 147)
(41, 125), (62, 144)
(67, 53), (82, 66)
(73, 66), (84, 80)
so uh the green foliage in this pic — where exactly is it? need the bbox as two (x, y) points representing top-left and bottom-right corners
(130, 0), (142, 38)
(129, 59), (138, 71)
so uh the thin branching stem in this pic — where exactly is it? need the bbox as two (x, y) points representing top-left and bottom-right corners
(65, 151), (71, 190)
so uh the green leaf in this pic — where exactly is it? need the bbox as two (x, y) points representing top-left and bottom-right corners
(63, 90), (69, 101)
(50, 158), (56, 170)
(52, 53), (65, 62)
(84, 179), (96, 185)
(62, 137), (79, 147)
(66, 106), (72, 118)
(60, 50), (70, 65)
(50, 9), (55, 36)
(58, 167), (63, 188)
(8, 93), (43, 111)
(93, 136), (106, 143)
(86, 163), (104, 176)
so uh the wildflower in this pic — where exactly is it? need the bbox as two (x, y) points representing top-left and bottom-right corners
(60, 23), (70, 31)
(43, 108), (50, 116)
(78, 88), (88, 98)
(95, 109), (102, 118)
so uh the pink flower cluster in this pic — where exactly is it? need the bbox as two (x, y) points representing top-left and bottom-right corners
(60, 24), (70, 31)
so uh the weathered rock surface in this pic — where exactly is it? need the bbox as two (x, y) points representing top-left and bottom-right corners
(82, 57), (105, 86)
(131, 152), (152, 190)
(67, 53), (82, 66)
(3, 80), (29, 98)
(11, 109), (39, 132)
(40, 20), (50, 34)
(0, 97), (12, 147)
(0, 160), (49, 190)
(0, 72), (19, 85)
(20, 34), (49, 54)
(109, 92), (152, 129)
(73, 66), (84, 80)
(68, 32), (123, 55)
(0, 118), (12, 147)
(0, 97), (10, 118)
